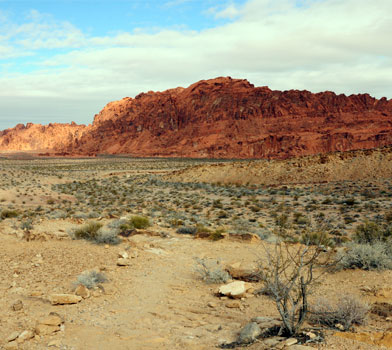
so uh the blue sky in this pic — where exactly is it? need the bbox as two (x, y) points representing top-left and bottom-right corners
(0, 0), (391, 130)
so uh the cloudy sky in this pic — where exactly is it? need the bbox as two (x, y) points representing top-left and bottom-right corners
(0, 0), (391, 130)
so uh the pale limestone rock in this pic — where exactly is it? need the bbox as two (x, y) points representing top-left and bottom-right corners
(35, 324), (60, 336)
(39, 314), (62, 326)
(117, 258), (130, 266)
(218, 281), (251, 299)
(49, 294), (82, 305)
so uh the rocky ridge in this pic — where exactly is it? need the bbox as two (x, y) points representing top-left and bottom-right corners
(1, 77), (392, 158)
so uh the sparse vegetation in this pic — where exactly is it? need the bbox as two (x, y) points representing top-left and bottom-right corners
(310, 295), (369, 331)
(258, 239), (333, 336)
(71, 221), (104, 241)
(74, 270), (108, 289)
(1, 209), (19, 219)
(338, 242), (392, 270)
(194, 258), (231, 284)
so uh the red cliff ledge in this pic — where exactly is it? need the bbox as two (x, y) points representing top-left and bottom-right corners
(1, 77), (392, 159)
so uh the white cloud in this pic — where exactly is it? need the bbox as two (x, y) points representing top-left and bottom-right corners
(213, 3), (242, 19)
(1, 0), (392, 129)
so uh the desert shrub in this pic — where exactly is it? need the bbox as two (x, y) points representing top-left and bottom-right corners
(176, 226), (197, 235)
(338, 242), (392, 270)
(107, 218), (128, 228)
(20, 219), (33, 230)
(353, 220), (391, 243)
(72, 221), (103, 241)
(1, 209), (19, 219)
(300, 230), (333, 247)
(74, 270), (108, 289)
(209, 228), (226, 241)
(195, 224), (212, 233)
(94, 227), (121, 245)
(194, 258), (231, 284)
(309, 295), (369, 331)
(120, 215), (150, 231)
(385, 210), (392, 223)
(258, 240), (333, 336)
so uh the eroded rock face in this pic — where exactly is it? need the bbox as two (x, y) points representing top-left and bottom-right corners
(0, 122), (87, 153)
(2, 77), (392, 158)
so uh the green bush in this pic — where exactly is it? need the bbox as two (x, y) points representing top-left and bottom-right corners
(1, 209), (19, 219)
(120, 215), (150, 230)
(353, 221), (386, 243)
(73, 222), (103, 241)
(300, 230), (333, 247)
(209, 228), (225, 241)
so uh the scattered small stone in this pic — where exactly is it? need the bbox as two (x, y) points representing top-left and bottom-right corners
(92, 289), (102, 297)
(117, 258), (130, 266)
(288, 345), (313, 350)
(251, 316), (281, 329)
(238, 322), (262, 344)
(207, 302), (217, 308)
(49, 294), (82, 305)
(335, 323), (345, 331)
(218, 281), (251, 299)
(129, 250), (139, 258)
(226, 262), (260, 281)
(48, 339), (62, 347)
(39, 314), (63, 326)
(118, 251), (129, 259)
(35, 324), (60, 336)
(285, 338), (298, 346)
(17, 330), (34, 342)
(75, 284), (90, 299)
(3, 341), (18, 350)
(11, 300), (23, 311)
(262, 336), (285, 347)
(225, 300), (241, 309)
(6, 331), (20, 342)
(306, 331), (317, 339)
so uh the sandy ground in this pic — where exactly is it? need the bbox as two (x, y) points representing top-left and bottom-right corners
(1, 157), (392, 350)
(0, 224), (391, 350)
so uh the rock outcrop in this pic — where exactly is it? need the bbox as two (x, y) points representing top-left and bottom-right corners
(1, 77), (392, 158)
(0, 122), (86, 152)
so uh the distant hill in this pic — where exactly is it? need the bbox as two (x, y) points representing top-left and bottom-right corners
(1, 77), (392, 159)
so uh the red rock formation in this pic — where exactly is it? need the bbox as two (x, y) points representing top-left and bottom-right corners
(1, 77), (392, 158)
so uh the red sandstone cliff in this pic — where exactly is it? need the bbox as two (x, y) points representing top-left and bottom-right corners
(1, 77), (392, 158)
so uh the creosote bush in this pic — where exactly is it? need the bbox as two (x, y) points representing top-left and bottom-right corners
(194, 258), (231, 284)
(72, 221), (103, 241)
(309, 295), (369, 331)
(353, 220), (392, 244)
(119, 215), (150, 232)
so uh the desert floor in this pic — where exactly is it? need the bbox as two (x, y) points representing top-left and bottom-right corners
(0, 156), (392, 350)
